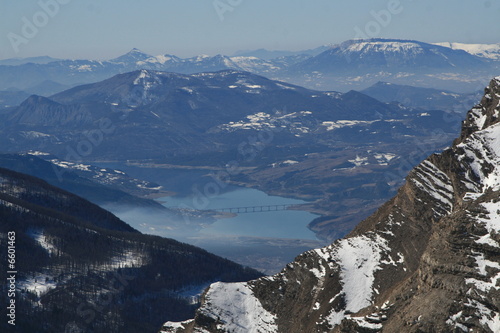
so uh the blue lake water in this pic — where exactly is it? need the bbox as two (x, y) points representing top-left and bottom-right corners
(161, 186), (319, 240)
(96, 164), (325, 273)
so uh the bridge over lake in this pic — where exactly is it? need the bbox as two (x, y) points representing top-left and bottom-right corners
(214, 204), (293, 214)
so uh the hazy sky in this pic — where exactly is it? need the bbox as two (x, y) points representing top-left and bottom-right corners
(1, 0), (499, 60)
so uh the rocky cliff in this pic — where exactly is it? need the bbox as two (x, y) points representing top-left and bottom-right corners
(161, 77), (500, 333)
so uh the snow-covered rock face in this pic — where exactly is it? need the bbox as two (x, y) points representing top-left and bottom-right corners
(163, 77), (500, 333)
(197, 282), (278, 333)
(160, 283), (278, 333)
(311, 234), (398, 328)
(458, 76), (500, 141)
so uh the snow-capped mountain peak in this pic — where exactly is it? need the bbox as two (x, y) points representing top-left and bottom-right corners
(339, 39), (425, 55)
(109, 48), (153, 64)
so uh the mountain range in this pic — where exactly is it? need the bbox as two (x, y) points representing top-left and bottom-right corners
(232, 45), (330, 60)
(0, 69), (469, 241)
(0, 39), (497, 96)
(161, 76), (500, 333)
(0, 69), (448, 160)
(0, 56), (62, 66)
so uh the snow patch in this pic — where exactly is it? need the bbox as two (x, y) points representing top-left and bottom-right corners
(334, 235), (389, 312)
(18, 274), (58, 296)
(198, 282), (278, 333)
(322, 120), (376, 131)
(219, 111), (312, 133)
(159, 320), (200, 333)
(446, 311), (468, 332)
(108, 250), (145, 270)
(465, 298), (500, 332)
(348, 315), (383, 330)
(472, 200), (500, 248)
(348, 155), (369, 167)
(27, 229), (57, 256)
(21, 131), (52, 139)
(27, 151), (50, 156)
(373, 153), (397, 165)
(319, 233), (392, 328)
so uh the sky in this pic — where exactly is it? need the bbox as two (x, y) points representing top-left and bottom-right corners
(0, 0), (499, 60)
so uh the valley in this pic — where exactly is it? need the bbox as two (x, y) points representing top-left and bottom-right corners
(0, 63), (474, 275)
(95, 164), (326, 274)
(1, 33), (498, 333)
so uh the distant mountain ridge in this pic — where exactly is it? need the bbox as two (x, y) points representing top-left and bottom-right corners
(0, 38), (497, 94)
(361, 81), (482, 111)
(295, 39), (487, 71)
(0, 69), (456, 161)
(232, 45), (330, 60)
(0, 56), (61, 66)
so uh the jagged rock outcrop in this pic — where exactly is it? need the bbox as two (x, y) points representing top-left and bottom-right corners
(161, 77), (500, 333)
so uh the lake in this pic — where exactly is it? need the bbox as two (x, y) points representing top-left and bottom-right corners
(97, 164), (326, 274)
(161, 185), (319, 240)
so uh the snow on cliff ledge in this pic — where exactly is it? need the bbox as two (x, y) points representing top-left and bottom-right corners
(198, 282), (278, 333)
